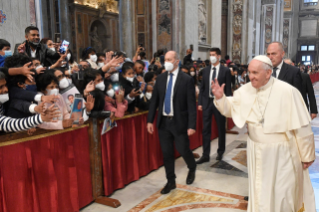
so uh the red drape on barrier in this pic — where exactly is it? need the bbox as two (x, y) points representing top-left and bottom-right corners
(101, 109), (235, 196)
(0, 127), (92, 212)
(310, 73), (319, 84)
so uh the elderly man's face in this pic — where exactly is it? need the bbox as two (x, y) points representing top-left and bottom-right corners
(248, 60), (272, 89)
(266, 43), (285, 68)
(165, 51), (179, 70)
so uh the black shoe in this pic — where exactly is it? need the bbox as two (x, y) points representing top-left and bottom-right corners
(244, 196), (249, 201)
(186, 170), (196, 185)
(160, 182), (176, 194)
(196, 156), (210, 164)
(216, 154), (223, 161)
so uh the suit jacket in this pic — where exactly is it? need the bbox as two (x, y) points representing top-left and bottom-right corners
(147, 70), (197, 133)
(198, 65), (232, 110)
(14, 41), (60, 66)
(301, 73), (318, 114)
(119, 75), (140, 113)
(278, 62), (303, 95)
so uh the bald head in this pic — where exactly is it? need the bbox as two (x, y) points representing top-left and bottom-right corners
(284, 58), (293, 65)
(165, 51), (180, 72)
(266, 42), (286, 68)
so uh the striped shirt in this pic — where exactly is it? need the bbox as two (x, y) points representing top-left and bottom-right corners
(0, 114), (43, 132)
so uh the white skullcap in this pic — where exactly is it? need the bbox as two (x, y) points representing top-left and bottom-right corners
(252, 55), (273, 68)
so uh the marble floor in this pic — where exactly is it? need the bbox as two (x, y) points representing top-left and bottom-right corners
(81, 82), (319, 212)
(81, 127), (249, 212)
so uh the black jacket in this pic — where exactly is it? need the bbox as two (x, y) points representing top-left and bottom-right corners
(147, 70), (197, 133)
(198, 65), (232, 110)
(278, 62), (303, 95)
(14, 41), (60, 66)
(301, 73), (318, 114)
(119, 75), (140, 113)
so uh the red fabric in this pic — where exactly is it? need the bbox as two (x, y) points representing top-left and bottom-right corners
(0, 127), (92, 212)
(310, 73), (319, 84)
(101, 108), (235, 196)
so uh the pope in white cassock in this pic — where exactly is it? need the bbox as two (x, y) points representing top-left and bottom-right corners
(212, 55), (316, 212)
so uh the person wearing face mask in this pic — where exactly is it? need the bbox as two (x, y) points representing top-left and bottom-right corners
(189, 66), (199, 98)
(119, 65), (142, 113)
(138, 84), (153, 111)
(3, 55), (59, 117)
(197, 47), (232, 164)
(0, 39), (12, 68)
(147, 51), (197, 194)
(36, 71), (83, 130)
(97, 53), (106, 69)
(104, 81), (128, 118)
(144, 71), (157, 86)
(0, 71), (61, 132)
(15, 26), (61, 67)
(81, 47), (99, 70)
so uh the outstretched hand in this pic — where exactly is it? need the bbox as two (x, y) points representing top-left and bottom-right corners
(211, 79), (225, 100)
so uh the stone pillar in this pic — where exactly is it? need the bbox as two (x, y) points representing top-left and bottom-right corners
(211, 0), (222, 49)
(59, 0), (72, 42)
(183, 0), (198, 59)
(119, 0), (134, 58)
(221, 0), (228, 59)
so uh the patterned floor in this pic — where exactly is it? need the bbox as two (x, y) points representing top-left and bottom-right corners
(308, 82), (319, 211)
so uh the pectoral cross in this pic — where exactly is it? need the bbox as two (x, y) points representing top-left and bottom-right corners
(259, 118), (264, 126)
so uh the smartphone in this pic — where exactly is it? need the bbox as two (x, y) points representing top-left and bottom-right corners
(134, 88), (141, 94)
(59, 40), (70, 54)
(113, 83), (120, 94)
(77, 65), (84, 80)
(155, 57), (160, 62)
(54, 33), (61, 43)
(190, 44), (193, 51)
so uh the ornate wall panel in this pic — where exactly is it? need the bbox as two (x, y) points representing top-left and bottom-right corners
(283, 18), (290, 55)
(157, 0), (172, 50)
(264, 5), (274, 52)
(232, 0), (243, 64)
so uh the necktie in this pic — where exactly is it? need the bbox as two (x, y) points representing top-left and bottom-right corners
(272, 67), (277, 78)
(210, 67), (216, 97)
(164, 73), (174, 114)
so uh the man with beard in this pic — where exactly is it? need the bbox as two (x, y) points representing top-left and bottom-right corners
(14, 26), (61, 66)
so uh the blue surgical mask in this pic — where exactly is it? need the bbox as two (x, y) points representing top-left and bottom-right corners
(25, 84), (37, 92)
(2, 51), (12, 58)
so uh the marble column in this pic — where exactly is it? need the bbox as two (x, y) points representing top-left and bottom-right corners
(119, 0), (134, 58)
(211, 0), (222, 49)
(59, 0), (72, 42)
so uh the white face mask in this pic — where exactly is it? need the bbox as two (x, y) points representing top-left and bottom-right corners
(190, 72), (195, 76)
(126, 77), (134, 82)
(67, 53), (71, 61)
(59, 77), (69, 89)
(36, 65), (43, 70)
(95, 81), (105, 91)
(46, 88), (59, 96)
(106, 89), (115, 98)
(164, 61), (175, 72)
(67, 78), (72, 84)
(90, 54), (98, 63)
(49, 47), (56, 52)
(110, 72), (119, 82)
(145, 92), (152, 100)
(210, 56), (218, 64)
(0, 93), (9, 104)
(98, 62), (105, 68)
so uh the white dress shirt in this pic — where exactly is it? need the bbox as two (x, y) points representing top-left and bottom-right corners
(209, 63), (220, 98)
(163, 68), (179, 116)
(273, 60), (284, 78)
(30, 49), (36, 58)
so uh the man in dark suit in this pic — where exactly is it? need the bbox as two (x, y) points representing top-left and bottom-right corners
(284, 59), (318, 119)
(266, 42), (303, 94)
(147, 51), (197, 194)
(197, 48), (232, 163)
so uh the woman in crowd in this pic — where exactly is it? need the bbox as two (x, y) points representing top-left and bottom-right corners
(119, 64), (144, 113)
(81, 47), (99, 69)
(104, 81), (128, 118)
(36, 71), (83, 130)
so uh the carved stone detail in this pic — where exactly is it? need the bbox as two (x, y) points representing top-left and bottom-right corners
(198, 0), (207, 44)
(283, 19), (290, 55)
(264, 5), (273, 53)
